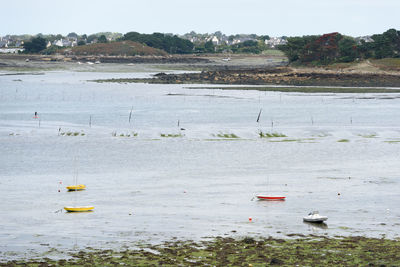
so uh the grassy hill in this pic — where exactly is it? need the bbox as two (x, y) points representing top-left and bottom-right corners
(65, 41), (168, 56)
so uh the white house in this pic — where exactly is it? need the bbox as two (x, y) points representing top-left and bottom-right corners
(265, 37), (287, 48)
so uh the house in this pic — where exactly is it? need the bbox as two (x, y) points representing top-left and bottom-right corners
(0, 48), (24, 53)
(0, 40), (8, 48)
(15, 41), (24, 47)
(265, 37), (287, 48)
(53, 39), (63, 46)
(357, 36), (374, 44)
(53, 39), (73, 47)
(205, 36), (220, 45)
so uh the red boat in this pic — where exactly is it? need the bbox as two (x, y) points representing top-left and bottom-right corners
(256, 195), (286, 201)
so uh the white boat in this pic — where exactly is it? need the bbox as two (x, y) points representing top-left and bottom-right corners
(303, 211), (328, 223)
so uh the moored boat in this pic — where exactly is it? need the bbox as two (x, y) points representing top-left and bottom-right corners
(256, 195), (286, 201)
(66, 184), (86, 191)
(64, 206), (94, 212)
(303, 211), (328, 223)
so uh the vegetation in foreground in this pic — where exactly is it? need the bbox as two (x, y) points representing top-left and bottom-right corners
(2, 236), (400, 266)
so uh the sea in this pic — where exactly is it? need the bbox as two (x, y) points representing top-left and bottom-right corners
(1, 69), (399, 260)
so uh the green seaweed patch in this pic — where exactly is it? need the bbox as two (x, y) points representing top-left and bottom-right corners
(269, 138), (298, 142)
(60, 131), (84, 136)
(213, 132), (239, 139)
(337, 139), (350, 142)
(358, 134), (377, 138)
(259, 131), (287, 138)
(160, 133), (183, 138)
(4, 236), (400, 266)
(112, 131), (138, 137)
(187, 86), (400, 94)
(384, 140), (400, 143)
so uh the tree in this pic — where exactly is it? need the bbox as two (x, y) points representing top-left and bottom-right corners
(122, 32), (194, 54)
(98, 35), (108, 43)
(338, 37), (358, 62)
(67, 32), (78, 39)
(87, 34), (97, 43)
(23, 36), (47, 53)
(258, 35), (270, 41)
(204, 41), (214, 53)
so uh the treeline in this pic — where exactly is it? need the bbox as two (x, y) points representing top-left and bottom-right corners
(22, 31), (271, 55)
(278, 29), (400, 64)
(120, 32), (194, 54)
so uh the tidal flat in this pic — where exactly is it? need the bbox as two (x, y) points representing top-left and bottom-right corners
(1, 69), (400, 264)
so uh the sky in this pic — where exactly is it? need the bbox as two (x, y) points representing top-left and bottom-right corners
(3, 0), (399, 37)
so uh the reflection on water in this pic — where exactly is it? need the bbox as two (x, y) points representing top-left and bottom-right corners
(0, 71), (400, 260)
(303, 221), (329, 230)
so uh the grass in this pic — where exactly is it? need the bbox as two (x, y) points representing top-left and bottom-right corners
(4, 236), (400, 266)
(337, 139), (350, 142)
(66, 41), (167, 56)
(371, 58), (400, 71)
(261, 49), (285, 56)
(259, 131), (287, 138)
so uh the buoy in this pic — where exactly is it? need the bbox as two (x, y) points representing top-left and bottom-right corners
(248, 217), (252, 222)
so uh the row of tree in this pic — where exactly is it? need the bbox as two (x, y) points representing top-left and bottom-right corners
(278, 29), (400, 64)
(120, 32), (194, 54)
(22, 31), (269, 55)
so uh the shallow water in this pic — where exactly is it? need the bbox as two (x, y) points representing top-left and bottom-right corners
(1, 70), (400, 260)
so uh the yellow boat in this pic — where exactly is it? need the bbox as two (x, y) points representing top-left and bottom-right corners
(66, 184), (86, 191)
(64, 206), (94, 212)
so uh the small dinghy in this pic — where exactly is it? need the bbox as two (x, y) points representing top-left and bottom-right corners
(303, 211), (328, 223)
(256, 195), (286, 201)
(64, 206), (94, 212)
(66, 184), (86, 191)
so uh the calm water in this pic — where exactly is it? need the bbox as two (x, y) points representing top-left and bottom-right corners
(1, 70), (400, 260)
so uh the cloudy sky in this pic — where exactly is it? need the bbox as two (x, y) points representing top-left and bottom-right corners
(3, 0), (399, 36)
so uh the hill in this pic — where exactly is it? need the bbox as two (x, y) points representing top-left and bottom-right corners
(65, 41), (168, 56)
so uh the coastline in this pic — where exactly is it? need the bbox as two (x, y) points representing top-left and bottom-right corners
(93, 67), (400, 88)
(2, 235), (399, 266)
(2, 54), (400, 266)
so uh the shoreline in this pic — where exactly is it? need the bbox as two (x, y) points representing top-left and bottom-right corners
(2, 235), (399, 265)
(92, 67), (400, 88)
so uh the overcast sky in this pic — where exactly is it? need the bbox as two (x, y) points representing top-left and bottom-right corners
(3, 0), (399, 37)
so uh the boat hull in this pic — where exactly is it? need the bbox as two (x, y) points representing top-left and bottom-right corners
(64, 206), (94, 212)
(303, 216), (328, 223)
(256, 195), (286, 201)
(66, 184), (86, 191)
